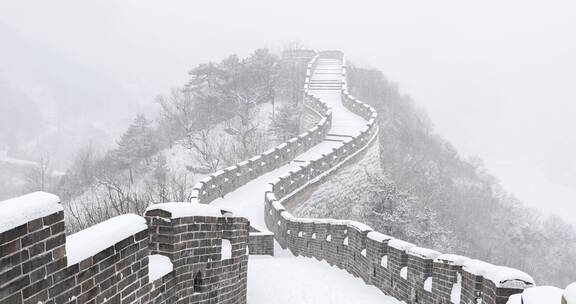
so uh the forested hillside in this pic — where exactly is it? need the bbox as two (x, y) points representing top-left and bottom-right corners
(54, 49), (308, 233)
(293, 65), (576, 286)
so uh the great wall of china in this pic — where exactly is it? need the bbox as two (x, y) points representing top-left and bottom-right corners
(1, 50), (574, 304)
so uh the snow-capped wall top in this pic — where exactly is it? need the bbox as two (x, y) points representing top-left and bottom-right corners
(281, 211), (295, 220)
(146, 202), (226, 218)
(367, 231), (393, 243)
(346, 220), (372, 232)
(271, 201), (285, 211)
(484, 266), (535, 288)
(565, 282), (576, 303)
(407, 247), (441, 259)
(66, 214), (147, 265)
(462, 259), (494, 276)
(522, 286), (563, 304)
(387, 239), (415, 251)
(266, 192), (278, 203)
(293, 217), (317, 224)
(249, 231), (274, 236)
(464, 260), (533, 288)
(434, 254), (469, 266)
(0, 191), (62, 233)
(294, 217), (342, 224)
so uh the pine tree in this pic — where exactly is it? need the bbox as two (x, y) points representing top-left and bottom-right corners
(109, 114), (157, 184)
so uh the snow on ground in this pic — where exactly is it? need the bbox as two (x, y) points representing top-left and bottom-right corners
(565, 282), (576, 303)
(164, 102), (278, 176)
(63, 101), (280, 225)
(211, 163), (299, 231)
(248, 242), (401, 304)
(287, 140), (381, 218)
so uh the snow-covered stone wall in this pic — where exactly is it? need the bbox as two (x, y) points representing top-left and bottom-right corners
(3, 49), (573, 304)
(0, 194), (249, 304)
(189, 53), (332, 206)
(189, 51), (331, 257)
(261, 50), (575, 304)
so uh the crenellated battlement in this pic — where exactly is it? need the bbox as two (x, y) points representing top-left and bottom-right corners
(189, 57), (333, 208)
(0, 193), (249, 304)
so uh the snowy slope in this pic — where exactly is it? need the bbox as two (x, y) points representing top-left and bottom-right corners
(288, 139), (381, 215)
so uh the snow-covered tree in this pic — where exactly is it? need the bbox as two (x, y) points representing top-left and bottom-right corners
(270, 103), (302, 141)
(108, 114), (157, 184)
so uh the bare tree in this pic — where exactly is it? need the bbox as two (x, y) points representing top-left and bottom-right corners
(227, 88), (268, 158)
(64, 169), (195, 233)
(24, 154), (51, 192)
(155, 88), (196, 144)
(186, 128), (225, 173)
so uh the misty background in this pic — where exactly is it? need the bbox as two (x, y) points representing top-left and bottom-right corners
(1, 0), (575, 227)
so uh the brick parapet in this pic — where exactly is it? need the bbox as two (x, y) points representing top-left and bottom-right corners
(0, 197), (249, 304)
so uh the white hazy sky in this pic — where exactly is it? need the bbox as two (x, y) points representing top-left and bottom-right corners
(1, 0), (575, 224)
